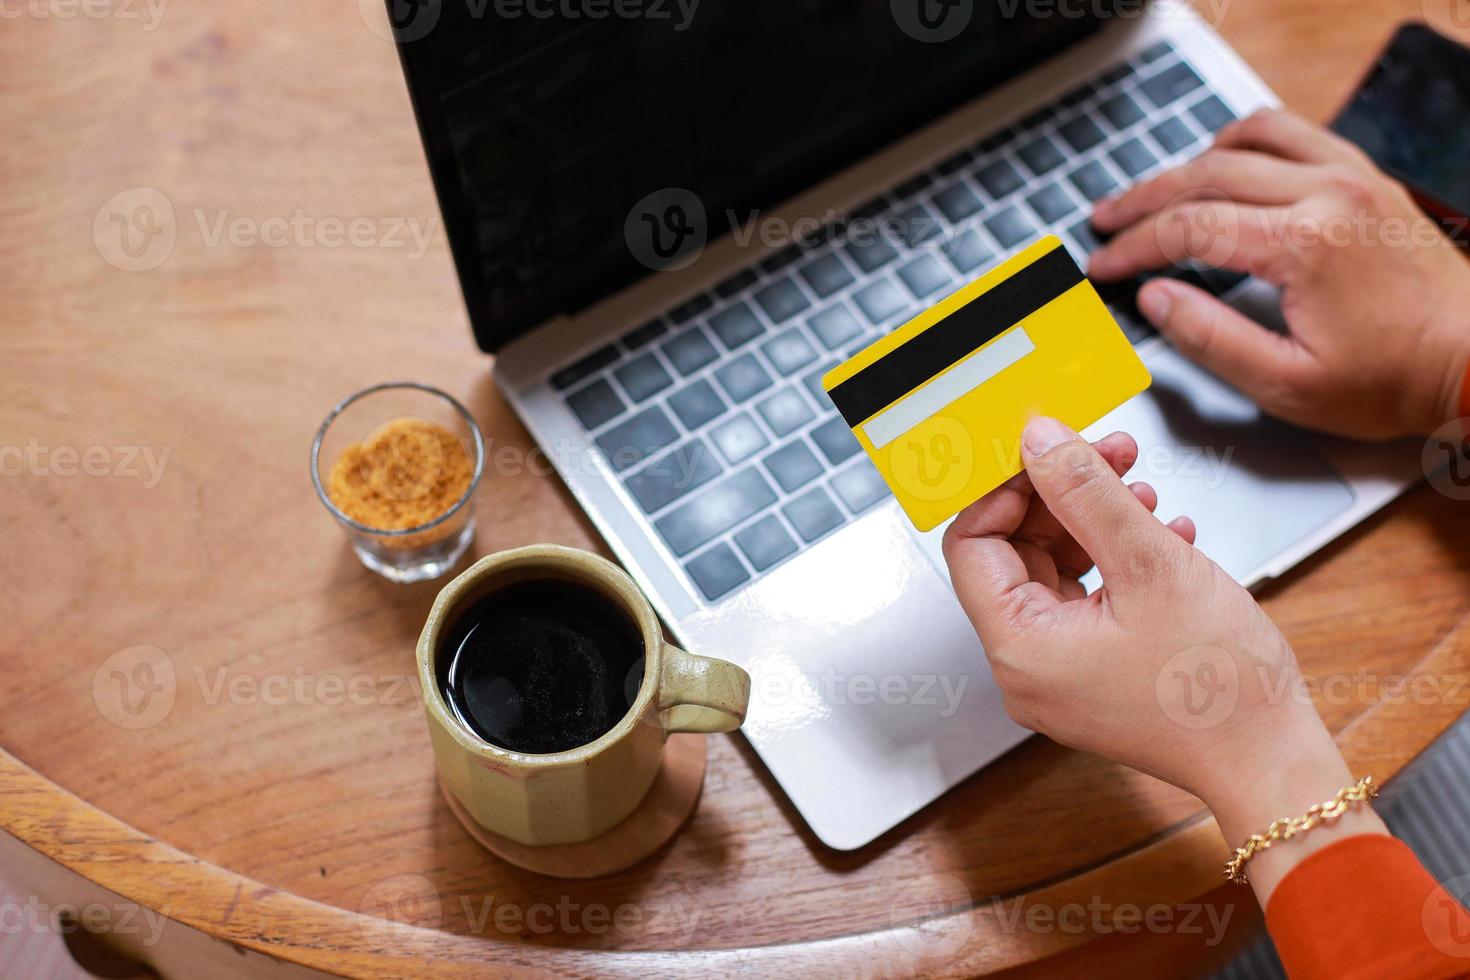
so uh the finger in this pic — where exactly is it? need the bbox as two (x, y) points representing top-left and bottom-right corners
(1012, 431), (1137, 554)
(1214, 108), (1370, 169)
(1129, 480), (1158, 513)
(1167, 515), (1197, 545)
(1015, 541), (1062, 594)
(1091, 150), (1323, 233)
(943, 473), (1048, 596)
(944, 482), (1063, 648)
(1088, 200), (1295, 283)
(1020, 417), (1188, 588)
(1050, 480), (1158, 580)
(1135, 277), (1315, 419)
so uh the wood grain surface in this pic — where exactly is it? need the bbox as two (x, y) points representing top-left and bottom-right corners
(4, 0), (1470, 975)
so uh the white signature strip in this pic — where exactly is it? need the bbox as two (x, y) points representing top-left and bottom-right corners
(860, 327), (1037, 450)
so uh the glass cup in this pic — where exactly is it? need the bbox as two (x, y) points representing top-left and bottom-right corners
(311, 382), (485, 583)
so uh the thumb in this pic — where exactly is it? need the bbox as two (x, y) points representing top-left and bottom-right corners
(1138, 278), (1310, 419)
(1021, 417), (1185, 588)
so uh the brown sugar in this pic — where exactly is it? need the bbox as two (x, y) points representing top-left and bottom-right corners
(326, 417), (474, 532)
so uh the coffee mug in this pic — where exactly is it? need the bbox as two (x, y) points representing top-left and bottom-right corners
(416, 544), (751, 846)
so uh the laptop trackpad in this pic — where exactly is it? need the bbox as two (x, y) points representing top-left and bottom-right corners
(1074, 343), (1356, 585)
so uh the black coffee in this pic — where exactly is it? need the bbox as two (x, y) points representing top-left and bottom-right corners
(437, 579), (645, 754)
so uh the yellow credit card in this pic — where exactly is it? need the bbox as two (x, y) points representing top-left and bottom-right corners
(821, 236), (1150, 531)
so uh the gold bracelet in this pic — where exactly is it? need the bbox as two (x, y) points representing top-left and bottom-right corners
(1223, 775), (1378, 885)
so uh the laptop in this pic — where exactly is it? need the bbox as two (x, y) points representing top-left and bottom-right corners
(385, 0), (1421, 849)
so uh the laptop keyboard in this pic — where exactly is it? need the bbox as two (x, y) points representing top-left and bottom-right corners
(551, 40), (1246, 603)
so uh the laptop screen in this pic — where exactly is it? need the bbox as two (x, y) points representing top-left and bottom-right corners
(389, 1), (1122, 351)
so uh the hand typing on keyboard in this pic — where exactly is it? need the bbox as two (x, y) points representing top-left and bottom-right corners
(1088, 108), (1470, 440)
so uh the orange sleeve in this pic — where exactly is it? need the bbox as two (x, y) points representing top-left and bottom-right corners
(1265, 834), (1470, 980)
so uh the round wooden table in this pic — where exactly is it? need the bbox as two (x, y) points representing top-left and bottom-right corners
(6, 1), (1470, 975)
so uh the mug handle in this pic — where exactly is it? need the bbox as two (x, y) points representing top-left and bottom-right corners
(657, 645), (751, 734)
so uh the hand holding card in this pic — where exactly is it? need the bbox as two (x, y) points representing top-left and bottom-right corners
(822, 236), (1151, 531)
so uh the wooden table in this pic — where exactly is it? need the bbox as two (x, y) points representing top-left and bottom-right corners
(5, 1), (1470, 976)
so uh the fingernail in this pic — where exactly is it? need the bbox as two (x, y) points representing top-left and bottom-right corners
(1138, 280), (1173, 323)
(1022, 416), (1074, 456)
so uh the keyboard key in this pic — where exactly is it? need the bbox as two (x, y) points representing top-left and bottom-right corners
(1058, 82), (1092, 110)
(1017, 135), (1066, 176)
(807, 303), (864, 350)
(1196, 266), (1250, 294)
(893, 202), (941, 247)
(622, 319), (667, 350)
(762, 328), (817, 375)
(811, 416), (861, 465)
(1138, 40), (1173, 63)
(551, 345), (619, 390)
(708, 301), (765, 350)
(1095, 277), (1160, 344)
(976, 127), (1011, 156)
(1099, 62), (1133, 87)
(754, 277), (811, 324)
(984, 206), (1036, 250)
(1099, 92), (1146, 131)
(1110, 303), (1155, 345)
(897, 253), (954, 298)
(931, 182), (983, 223)
(764, 439), (824, 493)
(612, 351), (673, 402)
(756, 386), (815, 438)
(1189, 94), (1237, 132)
(713, 353), (773, 404)
(803, 361), (838, 407)
(668, 294), (713, 324)
(1026, 183), (1077, 224)
(853, 278), (909, 324)
(1068, 160), (1119, 202)
(797, 252), (856, 299)
(656, 468), (777, 557)
(1140, 62), (1204, 108)
(713, 268), (758, 299)
(831, 460), (890, 514)
(893, 172), (933, 198)
(848, 194), (890, 221)
(1017, 106), (1054, 131)
(844, 233), (900, 274)
(975, 159), (1025, 199)
(1110, 137), (1159, 178)
(759, 245), (802, 274)
(783, 486), (845, 542)
(709, 412), (770, 464)
(1068, 218), (1100, 255)
(685, 543), (750, 600)
(623, 438), (722, 513)
(662, 327), (719, 375)
(734, 516), (798, 572)
(596, 404), (678, 470)
(1057, 115), (1106, 153)
(942, 228), (994, 273)
(806, 219), (846, 249)
(667, 378), (726, 430)
(1164, 265), (1211, 293)
(936, 148), (975, 175)
(1155, 264), (1247, 299)
(564, 378), (625, 430)
(1150, 115), (1197, 154)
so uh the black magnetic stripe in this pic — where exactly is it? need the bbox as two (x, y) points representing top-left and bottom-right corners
(828, 245), (1084, 426)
